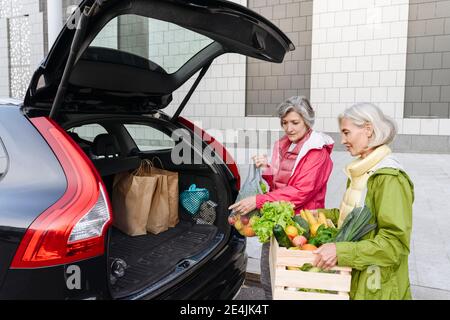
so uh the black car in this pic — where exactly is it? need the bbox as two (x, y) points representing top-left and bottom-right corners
(0, 0), (293, 300)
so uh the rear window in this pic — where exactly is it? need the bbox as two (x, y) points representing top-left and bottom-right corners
(124, 124), (175, 151)
(67, 124), (108, 142)
(90, 14), (214, 73)
(0, 138), (7, 177)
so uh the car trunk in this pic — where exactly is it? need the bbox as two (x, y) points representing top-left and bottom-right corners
(94, 150), (232, 299)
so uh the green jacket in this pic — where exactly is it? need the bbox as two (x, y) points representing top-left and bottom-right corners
(320, 167), (414, 300)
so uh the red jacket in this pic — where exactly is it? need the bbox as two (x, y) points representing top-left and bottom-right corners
(255, 131), (334, 213)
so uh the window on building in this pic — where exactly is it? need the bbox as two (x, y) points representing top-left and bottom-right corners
(124, 124), (175, 152)
(405, 0), (450, 118)
(89, 14), (214, 74)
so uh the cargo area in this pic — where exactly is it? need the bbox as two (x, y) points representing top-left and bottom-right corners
(98, 154), (231, 299)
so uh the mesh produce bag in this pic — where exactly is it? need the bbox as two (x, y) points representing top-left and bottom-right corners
(180, 184), (210, 215)
(232, 165), (267, 216)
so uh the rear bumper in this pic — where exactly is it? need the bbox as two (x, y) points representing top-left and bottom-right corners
(0, 233), (247, 300)
(0, 255), (110, 300)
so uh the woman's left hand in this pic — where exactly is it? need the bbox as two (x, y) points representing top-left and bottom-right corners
(313, 243), (337, 270)
(228, 196), (257, 215)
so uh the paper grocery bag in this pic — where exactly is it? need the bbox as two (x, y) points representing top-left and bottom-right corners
(112, 171), (158, 236)
(150, 166), (179, 228)
(146, 172), (171, 234)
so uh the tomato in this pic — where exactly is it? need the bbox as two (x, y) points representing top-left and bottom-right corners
(292, 235), (307, 247)
(240, 215), (250, 225)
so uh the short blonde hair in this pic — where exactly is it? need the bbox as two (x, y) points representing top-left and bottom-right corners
(338, 103), (397, 147)
(277, 96), (315, 128)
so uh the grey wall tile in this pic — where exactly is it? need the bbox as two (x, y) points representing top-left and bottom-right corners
(392, 135), (413, 153)
(412, 102), (431, 116)
(432, 69), (450, 85)
(414, 70), (432, 85)
(411, 135), (450, 152)
(424, 52), (442, 69)
(422, 86), (441, 102)
(430, 102), (450, 117)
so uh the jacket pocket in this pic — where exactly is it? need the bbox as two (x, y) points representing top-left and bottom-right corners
(356, 266), (399, 300)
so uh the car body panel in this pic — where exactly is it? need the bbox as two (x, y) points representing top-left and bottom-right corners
(0, 105), (67, 290)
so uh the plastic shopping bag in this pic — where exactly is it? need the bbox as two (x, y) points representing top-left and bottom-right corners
(233, 165), (267, 216)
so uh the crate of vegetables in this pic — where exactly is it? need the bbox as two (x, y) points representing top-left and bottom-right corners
(248, 202), (376, 300)
(269, 236), (352, 300)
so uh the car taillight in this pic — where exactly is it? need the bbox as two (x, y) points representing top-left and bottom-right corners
(178, 117), (240, 190)
(10, 117), (113, 269)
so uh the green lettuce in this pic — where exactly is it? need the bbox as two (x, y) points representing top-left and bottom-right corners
(252, 201), (296, 243)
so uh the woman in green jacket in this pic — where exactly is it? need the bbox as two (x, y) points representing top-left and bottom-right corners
(313, 102), (414, 300)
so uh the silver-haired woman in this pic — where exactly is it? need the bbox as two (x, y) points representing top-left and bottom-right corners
(313, 102), (414, 300)
(229, 96), (335, 299)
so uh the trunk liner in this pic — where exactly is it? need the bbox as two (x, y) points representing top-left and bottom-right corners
(109, 220), (218, 298)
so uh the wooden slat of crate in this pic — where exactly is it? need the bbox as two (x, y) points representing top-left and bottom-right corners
(273, 289), (350, 300)
(272, 238), (352, 272)
(275, 269), (351, 292)
(276, 255), (352, 273)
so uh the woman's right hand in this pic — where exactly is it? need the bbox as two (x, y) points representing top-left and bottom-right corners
(252, 155), (269, 169)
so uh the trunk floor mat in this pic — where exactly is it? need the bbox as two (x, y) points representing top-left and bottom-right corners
(109, 221), (218, 298)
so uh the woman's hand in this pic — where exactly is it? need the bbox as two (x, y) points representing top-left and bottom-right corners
(252, 155), (269, 169)
(313, 243), (337, 270)
(228, 196), (257, 215)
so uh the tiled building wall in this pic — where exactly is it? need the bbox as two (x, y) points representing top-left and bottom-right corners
(246, 0), (313, 116)
(310, 0), (410, 134)
(118, 15), (149, 59)
(90, 18), (118, 48)
(148, 19), (213, 74)
(405, 0), (450, 119)
(0, 0), (44, 99)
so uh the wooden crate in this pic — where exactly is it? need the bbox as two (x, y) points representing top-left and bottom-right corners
(269, 237), (352, 300)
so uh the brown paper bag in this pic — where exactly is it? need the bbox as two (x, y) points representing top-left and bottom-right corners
(149, 158), (179, 228)
(146, 171), (171, 234)
(112, 171), (158, 236)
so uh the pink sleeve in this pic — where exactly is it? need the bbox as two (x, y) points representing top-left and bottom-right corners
(255, 148), (333, 210)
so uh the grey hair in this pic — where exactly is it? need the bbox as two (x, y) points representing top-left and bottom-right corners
(277, 96), (315, 128)
(338, 102), (398, 147)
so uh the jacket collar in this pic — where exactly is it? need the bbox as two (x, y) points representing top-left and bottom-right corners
(345, 144), (391, 178)
(290, 131), (335, 176)
(279, 129), (312, 155)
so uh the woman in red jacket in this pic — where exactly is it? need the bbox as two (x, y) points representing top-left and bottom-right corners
(229, 96), (334, 299)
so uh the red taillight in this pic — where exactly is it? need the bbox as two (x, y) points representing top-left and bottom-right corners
(178, 117), (240, 190)
(11, 117), (113, 269)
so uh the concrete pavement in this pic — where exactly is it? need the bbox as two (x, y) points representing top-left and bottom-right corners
(233, 149), (450, 300)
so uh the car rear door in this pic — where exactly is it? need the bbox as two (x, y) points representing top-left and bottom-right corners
(24, 0), (294, 107)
